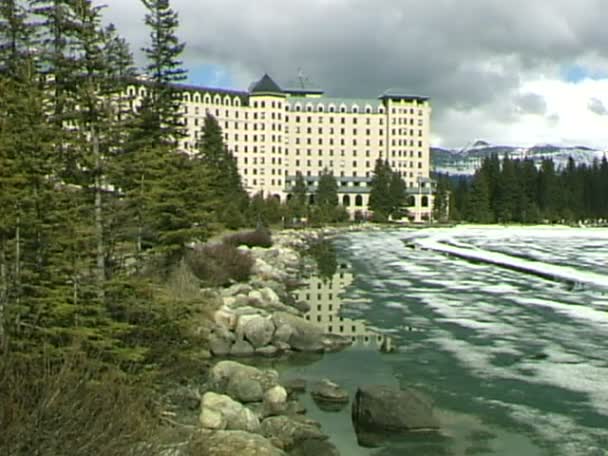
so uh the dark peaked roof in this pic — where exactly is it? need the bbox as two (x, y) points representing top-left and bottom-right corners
(249, 74), (283, 95)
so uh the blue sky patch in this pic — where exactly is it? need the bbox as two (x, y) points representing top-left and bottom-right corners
(562, 64), (608, 83)
(187, 63), (234, 88)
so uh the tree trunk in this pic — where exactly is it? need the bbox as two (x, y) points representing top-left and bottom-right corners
(93, 132), (105, 302)
(14, 212), (21, 333)
(0, 233), (6, 351)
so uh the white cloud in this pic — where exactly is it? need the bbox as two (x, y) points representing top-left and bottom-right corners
(97, 0), (608, 150)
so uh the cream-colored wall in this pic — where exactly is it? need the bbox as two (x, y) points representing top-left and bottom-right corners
(125, 82), (433, 219)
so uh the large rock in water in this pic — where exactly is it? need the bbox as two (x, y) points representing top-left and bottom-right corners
(190, 430), (286, 456)
(272, 312), (324, 352)
(260, 416), (327, 451)
(351, 385), (439, 434)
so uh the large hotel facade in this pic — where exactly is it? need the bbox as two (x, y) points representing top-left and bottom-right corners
(128, 73), (435, 221)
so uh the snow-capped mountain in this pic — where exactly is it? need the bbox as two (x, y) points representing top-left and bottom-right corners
(431, 141), (608, 176)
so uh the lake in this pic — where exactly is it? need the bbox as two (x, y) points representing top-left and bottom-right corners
(280, 225), (608, 456)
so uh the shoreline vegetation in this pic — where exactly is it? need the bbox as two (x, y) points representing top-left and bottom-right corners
(0, 224), (375, 455)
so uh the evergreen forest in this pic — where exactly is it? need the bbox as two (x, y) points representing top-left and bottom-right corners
(0, 1), (345, 453)
(434, 154), (608, 224)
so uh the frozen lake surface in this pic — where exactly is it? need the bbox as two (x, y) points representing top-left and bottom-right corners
(283, 226), (608, 455)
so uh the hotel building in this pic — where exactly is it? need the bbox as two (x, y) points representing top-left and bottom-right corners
(127, 73), (435, 221)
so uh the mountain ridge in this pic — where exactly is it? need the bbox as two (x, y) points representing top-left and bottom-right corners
(431, 141), (608, 176)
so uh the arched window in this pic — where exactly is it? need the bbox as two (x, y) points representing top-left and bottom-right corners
(193, 93), (200, 103)
(342, 195), (351, 206)
(203, 93), (211, 104)
(365, 105), (372, 114)
(306, 104), (313, 112)
(422, 196), (429, 207)
(340, 105), (347, 113)
(295, 104), (302, 112)
(407, 196), (416, 206)
(183, 92), (190, 102)
(355, 195), (363, 207)
(213, 94), (221, 105)
(329, 105), (336, 113)
(317, 104), (324, 112)
(234, 97), (241, 107)
(224, 96), (232, 106)
(352, 105), (359, 113)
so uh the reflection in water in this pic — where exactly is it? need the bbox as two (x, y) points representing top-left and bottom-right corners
(298, 262), (394, 352)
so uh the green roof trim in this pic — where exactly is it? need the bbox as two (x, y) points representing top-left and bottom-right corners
(379, 89), (429, 102)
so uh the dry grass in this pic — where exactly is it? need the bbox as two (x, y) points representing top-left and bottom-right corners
(223, 228), (273, 248)
(186, 242), (254, 287)
(0, 351), (162, 456)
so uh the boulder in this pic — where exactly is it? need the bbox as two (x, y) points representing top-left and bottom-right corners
(243, 316), (275, 348)
(280, 378), (307, 396)
(256, 345), (279, 357)
(226, 370), (264, 403)
(209, 361), (280, 396)
(214, 307), (238, 331)
(272, 312), (324, 352)
(272, 324), (294, 345)
(311, 379), (349, 405)
(200, 407), (226, 430)
(263, 385), (288, 416)
(221, 283), (252, 298)
(190, 430), (286, 456)
(285, 399), (307, 415)
(230, 339), (255, 357)
(351, 385), (439, 434)
(209, 325), (236, 357)
(200, 392), (260, 433)
(289, 438), (340, 456)
(260, 416), (327, 451)
(321, 333), (352, 352)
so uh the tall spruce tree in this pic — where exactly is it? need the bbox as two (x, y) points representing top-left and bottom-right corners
(197, 113), (248, 229)
(368, 159), (392, 220)
(0, 0), (32, 77)
(140, 0), (187, 145)
(287, 171), (307, 219)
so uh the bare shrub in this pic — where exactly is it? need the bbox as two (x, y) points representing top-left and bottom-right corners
(0, 351), (161, 456)
(223, 228), (272, 248)
(186, 243), (254, 287)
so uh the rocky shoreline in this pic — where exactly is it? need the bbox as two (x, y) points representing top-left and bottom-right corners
(162, 225), (439, 455)
(195, 228), (357, 455)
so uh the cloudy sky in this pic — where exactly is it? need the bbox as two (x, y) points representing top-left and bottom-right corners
(100, 0), (608, 150)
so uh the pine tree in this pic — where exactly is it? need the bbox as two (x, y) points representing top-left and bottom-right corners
(287, 171), (307, 220)
(495, 155), (518, 222)
(140, 0), (187, 146)
(387, 170), (406, 218)
(197, 113), (248, 229)
(466, 167), (493, 223)
(313, 169), (339, 223)
(368, 159), (392, 220)
(0, 0), (32, 77)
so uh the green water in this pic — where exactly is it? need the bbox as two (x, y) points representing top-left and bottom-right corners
(279, 227), (608, 455)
